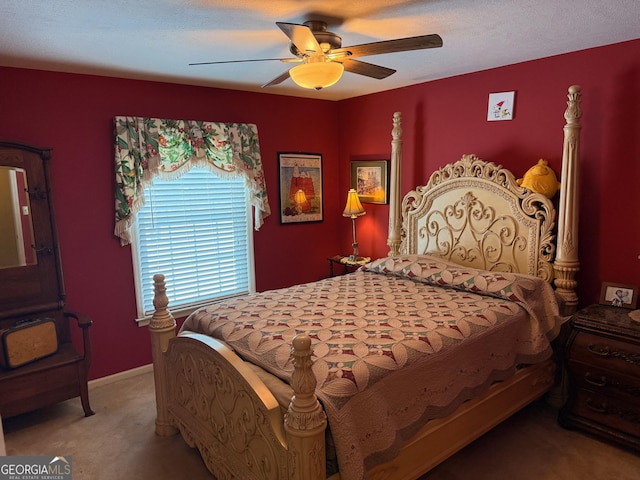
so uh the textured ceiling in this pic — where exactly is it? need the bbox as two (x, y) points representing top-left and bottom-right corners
(1, 0), (639, 100)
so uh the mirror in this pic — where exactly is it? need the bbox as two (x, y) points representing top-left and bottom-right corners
(0, 166), (36, 269)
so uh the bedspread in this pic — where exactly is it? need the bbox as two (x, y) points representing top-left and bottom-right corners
(182, 254), (561, 479)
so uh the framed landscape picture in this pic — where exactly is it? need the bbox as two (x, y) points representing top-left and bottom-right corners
(278, 152), (323, 224)
(350, 160), (388, 204)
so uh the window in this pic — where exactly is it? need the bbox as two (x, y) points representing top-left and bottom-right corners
(132, 167), (254, 323)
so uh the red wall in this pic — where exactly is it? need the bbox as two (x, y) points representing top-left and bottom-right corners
(338, 39), (640, 309)
(0, 69), (342, 378)
(1, 38), (638, 379)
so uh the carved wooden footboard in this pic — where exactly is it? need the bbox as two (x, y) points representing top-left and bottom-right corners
(164, 334), (289, 479)
(150, 274), (327, 480)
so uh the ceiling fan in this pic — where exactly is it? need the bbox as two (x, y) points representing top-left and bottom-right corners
(190, 20), (443, 90)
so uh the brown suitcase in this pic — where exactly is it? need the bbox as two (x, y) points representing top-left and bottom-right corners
(0, 318), (58, 369)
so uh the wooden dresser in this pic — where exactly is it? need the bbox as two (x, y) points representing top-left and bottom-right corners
(0, 142), (94, 418)
(558, 304), (640, 450)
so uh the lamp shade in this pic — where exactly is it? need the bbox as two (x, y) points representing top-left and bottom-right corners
(343, 189), (366, 218)
(290, 61), (344, 90)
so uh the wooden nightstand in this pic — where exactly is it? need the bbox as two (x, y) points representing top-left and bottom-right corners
(327, 255), (370, 277)
(558, 304), (640, 451)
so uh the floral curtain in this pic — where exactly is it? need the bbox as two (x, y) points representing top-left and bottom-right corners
(114, 116), (270, 245)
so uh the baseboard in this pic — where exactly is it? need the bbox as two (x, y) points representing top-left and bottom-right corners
(88, 363), (153, 390)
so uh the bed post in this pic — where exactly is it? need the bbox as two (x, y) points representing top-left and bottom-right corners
(554, 85), (582, 315)
(149, 274), (178, 436)
(387, 112), (403, 256)
(284, 334), (327, 480)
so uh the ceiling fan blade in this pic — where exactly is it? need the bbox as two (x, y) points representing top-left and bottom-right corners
(261, 70), (291, 88)
(341, 59), (396, 79)
(331, 34), (443, 59)
(190, 58), (292, 66)
(276, 22), (323, 55)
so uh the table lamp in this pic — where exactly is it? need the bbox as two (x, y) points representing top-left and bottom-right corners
(342, 189), (366, 261)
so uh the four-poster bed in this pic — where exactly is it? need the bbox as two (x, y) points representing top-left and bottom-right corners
(148, 85), (582, 480)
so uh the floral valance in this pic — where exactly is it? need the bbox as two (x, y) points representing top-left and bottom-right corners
(114, 116), (270, 245)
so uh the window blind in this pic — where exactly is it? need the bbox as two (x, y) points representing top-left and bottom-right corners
(133, 167), (253, 318)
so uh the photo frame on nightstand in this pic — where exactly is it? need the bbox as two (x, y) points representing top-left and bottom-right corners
(599, 282), (638, 309)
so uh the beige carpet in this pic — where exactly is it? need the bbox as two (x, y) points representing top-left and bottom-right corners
(3, 368), (639, 480)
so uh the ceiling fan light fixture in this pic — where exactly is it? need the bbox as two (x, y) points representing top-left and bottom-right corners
(290, 61), (344, 90)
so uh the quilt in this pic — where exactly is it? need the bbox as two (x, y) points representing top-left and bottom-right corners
(182, 254), (561, 479)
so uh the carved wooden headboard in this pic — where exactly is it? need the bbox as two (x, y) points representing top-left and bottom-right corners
(400, 154), (556, 283)
(386, 85), (582, 314)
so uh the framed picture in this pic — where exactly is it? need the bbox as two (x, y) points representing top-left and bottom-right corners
(278, 152), (323, 224)
(487, 91), (515, 121)
(599, 282), (638, 309)
(350, 160), (389, 204)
